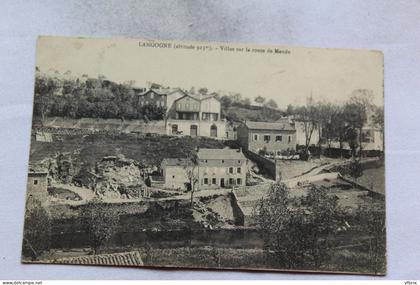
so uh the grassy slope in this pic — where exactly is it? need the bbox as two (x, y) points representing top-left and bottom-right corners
(29, 133), (226, 168)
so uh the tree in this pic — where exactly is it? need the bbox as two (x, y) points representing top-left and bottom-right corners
(255, 183), (345, 269)
(295, 96), (319, 157)
(81, 198), (120, 254)
(265, 99), (278, 109)
(354, 205), (386, 274)
(343, 90), (373, 158)
(183, 155), (199, 207)
(254, 96), (266, 105)
(197, 87), (208, 96)
(22, 200), (51, 260)
(286, 104), (295, 116)
(219, 95), (233, 109)
(345, 126), (359, 159)
(33, 94), (52, 124)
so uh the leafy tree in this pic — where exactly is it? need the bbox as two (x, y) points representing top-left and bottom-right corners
(197, 87), (208, 95)
(349, 159), (363, 180)
(354, 205), (386, 274)
(219, 95), (233, 109)
(265, 99), (278, 109)
(255, 183), (345, 269)
(241, 97), (251, 106)
(345, 126), (359, 159)
(22, 200), (51, 260)
(81, 198), (120, 254)
(254, 96), (266, 105)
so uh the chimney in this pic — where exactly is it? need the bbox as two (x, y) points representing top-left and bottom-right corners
(238, 147), (242, 153)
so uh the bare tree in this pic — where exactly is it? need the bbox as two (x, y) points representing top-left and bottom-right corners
(183, 154), (199, 207)
(296, 96), (319, 157)
(343, 89), (373, 158)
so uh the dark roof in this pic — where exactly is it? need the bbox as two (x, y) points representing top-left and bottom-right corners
(244, 120), (295, 131)
(52, 251), (144, 267)
(161, 158), (194, 167)
(197, 148), (246, 160)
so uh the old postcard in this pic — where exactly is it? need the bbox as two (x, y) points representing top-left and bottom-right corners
(22, 36), (385, 274)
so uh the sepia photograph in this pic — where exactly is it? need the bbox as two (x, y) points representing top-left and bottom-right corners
(22, 36), (385, 275)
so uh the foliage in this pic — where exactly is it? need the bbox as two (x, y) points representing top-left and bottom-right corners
(265, 99), (278, 109)
(33, 71), (166, 121)
(254, 183), (346, 269)
(80, 198), (120, 254)
(349, 159), (364, 180)
(254, 96), (266, 105)
(23, 200), (51, 260)
(353, 205), (386, 274)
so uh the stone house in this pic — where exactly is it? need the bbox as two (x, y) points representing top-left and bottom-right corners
(237, 120), (296, 155)
(166, 93), (226, 139)
(161, 148), (247, 191)
(26, 169), (49, 205)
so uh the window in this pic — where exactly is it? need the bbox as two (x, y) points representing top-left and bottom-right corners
(288, 136), (292, 143)
(237, 167), (241, 174)
(276, 135), (282, 142)
(172, 175), (175, 179)
(222, 160), (224, 163)
(264, 135), (271, 142)
(229, 178), (235, 185)
(236, 178), (242, 185)
(229, 167), (234, 174)
(150, 93), (154, 99)
(204, 178), (209, 185)
(33, 179), (38, 185)
(212, 178), (217, 185)
(254, 134), (258, 141)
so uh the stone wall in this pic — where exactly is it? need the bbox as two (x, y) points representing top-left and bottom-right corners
(244, 150), (279, 180)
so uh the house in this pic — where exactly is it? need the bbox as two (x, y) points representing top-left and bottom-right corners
(26, 169), (49, 205)
(134, 87), (187, 112)
(135, 88), (169, 108)
(361, 126), (384, 151)
(166, 93), (226, 139)
(237, 120), (296, 155)
(161, 148), (247, 191)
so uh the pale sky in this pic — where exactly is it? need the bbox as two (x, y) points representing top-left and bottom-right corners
(36, 36), (384, 107)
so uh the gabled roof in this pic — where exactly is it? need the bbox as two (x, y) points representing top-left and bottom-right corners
(174, 93), (201, 102)
(174, 92), (220, 103)
(167, 88), (188, 96)
(197, 148), (246, 160)
(244, 120), (295, 131)
(138, 88), (169, 96)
